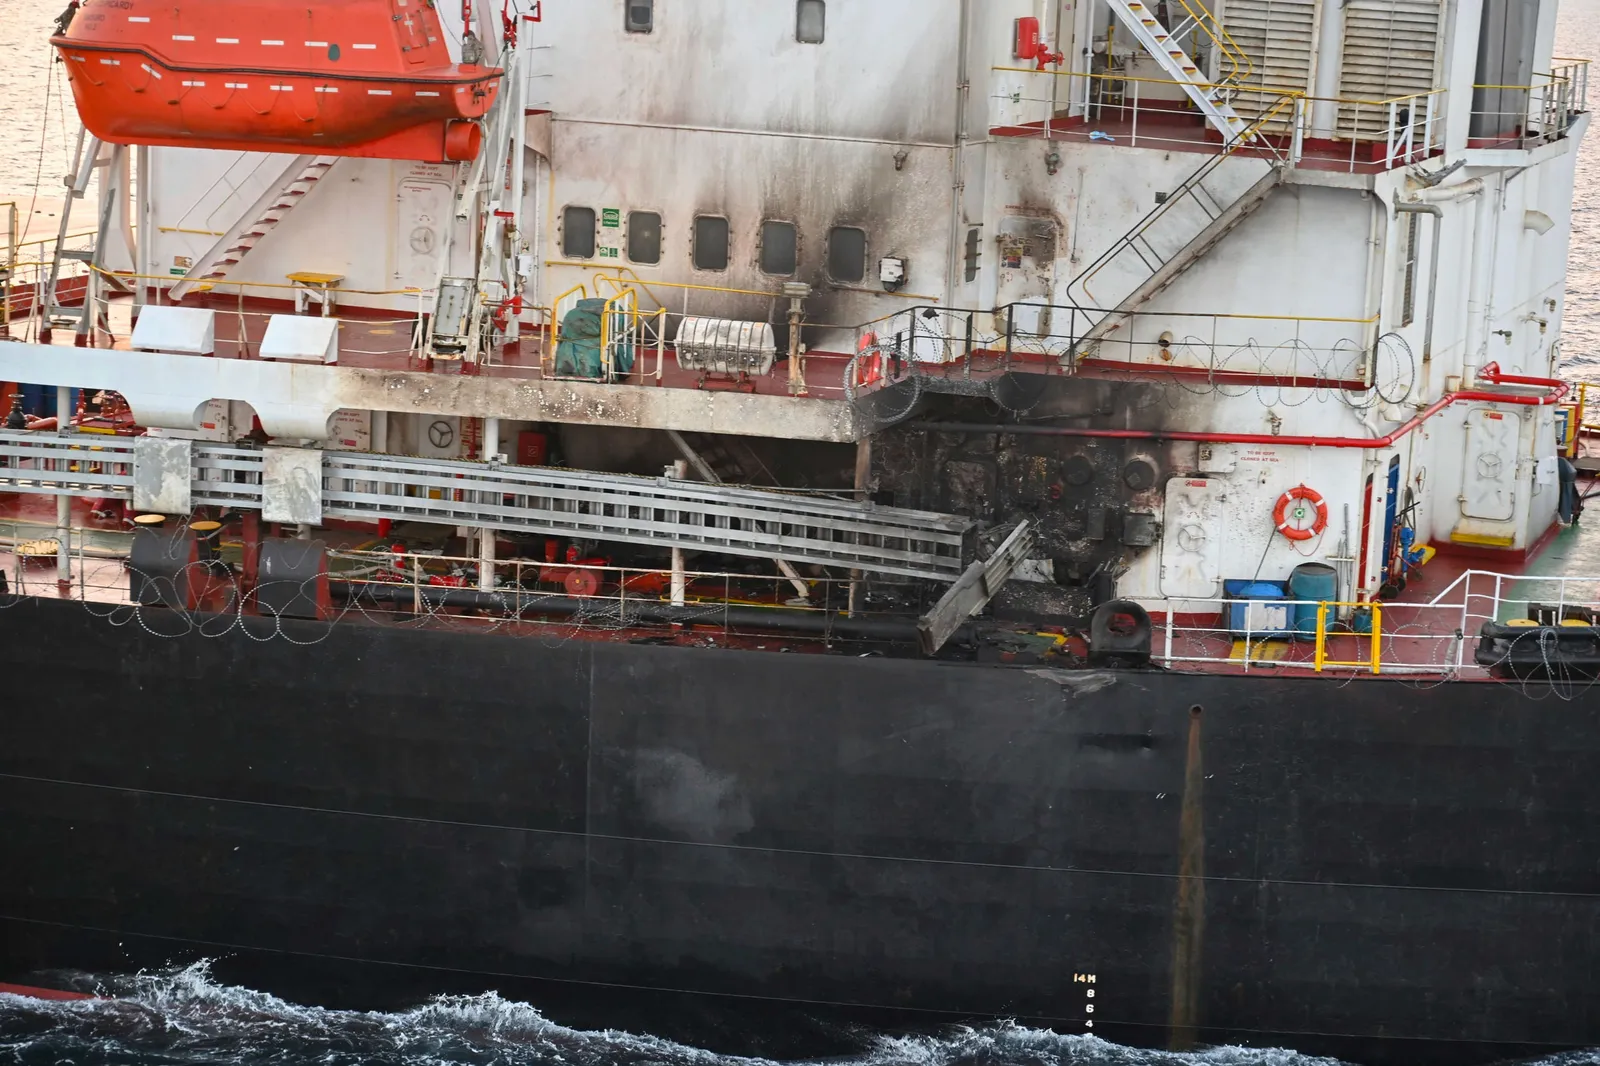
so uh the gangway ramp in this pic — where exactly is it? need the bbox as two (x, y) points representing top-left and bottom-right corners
(0, 432), (973, 581)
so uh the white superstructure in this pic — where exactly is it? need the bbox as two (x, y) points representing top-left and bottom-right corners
(4, 0), (1591, 612)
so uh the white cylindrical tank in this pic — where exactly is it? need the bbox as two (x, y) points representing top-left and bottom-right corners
(674, 317), (778, 377)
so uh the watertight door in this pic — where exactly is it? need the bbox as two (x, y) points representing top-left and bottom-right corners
(394, 168), (455, 289)
(996, 215), (1059, 338)
(1461, 408), (1520, 521)
(1161, 476), (1227, 599)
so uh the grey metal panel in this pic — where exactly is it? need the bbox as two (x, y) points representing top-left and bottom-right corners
(133, 437), (194, 515)
(0, 433), (971, 580)
(263, 447), (324, 526)
(0, 431), (135, 498)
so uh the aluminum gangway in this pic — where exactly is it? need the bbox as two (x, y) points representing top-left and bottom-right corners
(0, 432), (973, 581)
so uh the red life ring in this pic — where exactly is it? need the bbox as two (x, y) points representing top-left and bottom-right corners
(1274, 485), (1329, 541)
(854, 331), (882, 388)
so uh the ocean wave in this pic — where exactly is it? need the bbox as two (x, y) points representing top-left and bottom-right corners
(2, 963), (1596, 1066)
(0, 962), (1353, 1066)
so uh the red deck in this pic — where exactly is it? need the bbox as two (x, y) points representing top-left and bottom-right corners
(989, 114), (1441, 175)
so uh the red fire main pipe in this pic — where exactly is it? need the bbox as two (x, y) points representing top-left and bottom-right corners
(1477, 361), (1568, 391)
(908, 380), (1570, 449)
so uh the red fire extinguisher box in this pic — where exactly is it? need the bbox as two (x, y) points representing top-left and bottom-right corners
(517, 430), (550, 467)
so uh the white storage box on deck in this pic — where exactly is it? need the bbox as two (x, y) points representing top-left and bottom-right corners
(131, 306), (215, 354)
(260, 315), (340, 364)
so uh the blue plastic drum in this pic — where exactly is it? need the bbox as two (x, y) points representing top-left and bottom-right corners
(1289, 562), (1339, 638)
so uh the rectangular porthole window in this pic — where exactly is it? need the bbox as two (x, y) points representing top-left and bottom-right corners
(562, 206), (596, 259)
(796, 0), (825, 43)
(760, 220), (798, 276)
(628, 211), (662, 264)
(625, 0), (652, 33)
(827, 226), (866, 283)
(693, 216), (730, 271)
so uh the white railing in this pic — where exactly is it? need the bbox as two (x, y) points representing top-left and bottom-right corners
(1471, 61), (1591, 148)
(1149, 570), (1600, 678)
(1152, 596), (1463, 676)
(989, 67), (1448, 173)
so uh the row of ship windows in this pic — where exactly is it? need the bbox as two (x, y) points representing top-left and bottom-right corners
(560, 206), (871, 282)
(625, 0), (826, 42)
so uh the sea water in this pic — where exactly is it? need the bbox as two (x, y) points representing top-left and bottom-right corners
(0, 962), (1348, 1066)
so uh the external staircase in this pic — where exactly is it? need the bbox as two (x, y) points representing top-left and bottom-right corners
(1054, 0), (1294, 356)
(1104, 0), (1254, 142)
(40, 129), (131, 337)
(169, 156), (338, 300)
(1068, 155), (1286, 351)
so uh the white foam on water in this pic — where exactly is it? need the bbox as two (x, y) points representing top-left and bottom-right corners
(0, 962), (1367, 1066)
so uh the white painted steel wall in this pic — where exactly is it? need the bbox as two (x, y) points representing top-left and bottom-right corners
(104, 0), (1586, 590)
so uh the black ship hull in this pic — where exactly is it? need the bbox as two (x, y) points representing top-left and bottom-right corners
(1, 594), (1595, 1064)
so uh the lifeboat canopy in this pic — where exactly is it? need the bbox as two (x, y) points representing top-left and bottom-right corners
(53, 0), (503, 163)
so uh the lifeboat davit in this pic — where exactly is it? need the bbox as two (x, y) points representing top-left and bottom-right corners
(52, 0), (503, 163)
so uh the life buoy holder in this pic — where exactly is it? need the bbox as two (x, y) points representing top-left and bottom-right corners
(1274, 485), (1329, 542)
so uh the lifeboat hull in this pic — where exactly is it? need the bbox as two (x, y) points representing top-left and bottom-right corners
(53, 0), (503, 163)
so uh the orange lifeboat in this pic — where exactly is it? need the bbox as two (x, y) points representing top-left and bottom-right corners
(52, 0), (503, 163)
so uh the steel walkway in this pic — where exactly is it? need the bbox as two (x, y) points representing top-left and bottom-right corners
(0, 431), (972, 580)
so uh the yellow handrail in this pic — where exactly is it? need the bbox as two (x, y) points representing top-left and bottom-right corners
(994, 65), (1447, 108)
(548, 282), (589, 370)
(599, 287), (638, 381)
(1167, 0), (1254, 88)
(552, 264), (780, 300)
(1313, 602), (1383, 674)
(88, 264), (424, 297)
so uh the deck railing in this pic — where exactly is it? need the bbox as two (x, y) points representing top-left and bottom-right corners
(848, 300), (1380, 402)
(1470, 61), (1591, 148)
(989, 67), (1447, 172)
(4, 520), (1599, 679)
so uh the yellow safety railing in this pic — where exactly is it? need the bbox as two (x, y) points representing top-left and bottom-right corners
(1, 201), (17, 331)
(599, 287), (638, 382)
(1472, 65), (1589, 145)
(1313, 602), (1383, 674)
(547, 282), (589, 373)
(1563, 381), (1597, 459)
(1165, 0), (1254, 88)
(87, 265), (426, 299)
(996, 64), (1447, 110)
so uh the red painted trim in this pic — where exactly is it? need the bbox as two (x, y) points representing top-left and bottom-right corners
(924, 381), (1570, 449)
(1075, 357), (1368, 391)
(1433, 519), (1563, 565)
(1357, 473), (1375, 600)
(0, 982), (95, 1001)
(1146, 611), (1225, 627)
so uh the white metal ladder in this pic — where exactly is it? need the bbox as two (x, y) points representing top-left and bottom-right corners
(1103, 0), (1252, 142)
(169, 155), (338, 300)
(40, 129), (124, 333)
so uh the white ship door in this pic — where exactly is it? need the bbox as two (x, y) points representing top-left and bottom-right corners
(1461, 408), (1520, 521)
(395, 168), (455, 290)
(1161, 477), (1227, 599)
(997, 215), (1059, 338)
